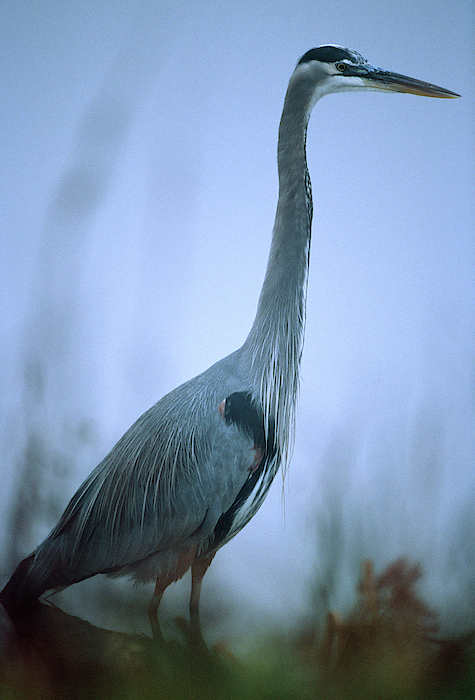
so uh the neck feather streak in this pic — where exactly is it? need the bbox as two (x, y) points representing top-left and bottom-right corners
(243, 76), (314, 471)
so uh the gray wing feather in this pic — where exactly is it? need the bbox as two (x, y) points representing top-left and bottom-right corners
(29, 353), (253, 584)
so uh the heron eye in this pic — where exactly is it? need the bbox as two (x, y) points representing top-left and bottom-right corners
(336, 63), (347, 72)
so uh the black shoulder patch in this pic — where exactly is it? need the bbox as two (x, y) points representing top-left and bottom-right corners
(298, 46), (354, 65)
(222, 392), (265, 448)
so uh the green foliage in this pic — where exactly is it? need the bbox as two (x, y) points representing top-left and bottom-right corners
(1, 559), (474, 700)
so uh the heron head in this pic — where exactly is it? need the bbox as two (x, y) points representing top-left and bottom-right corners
(297, 45), (460, 101)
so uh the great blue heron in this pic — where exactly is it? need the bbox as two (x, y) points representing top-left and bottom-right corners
(1, 46), (458, 638)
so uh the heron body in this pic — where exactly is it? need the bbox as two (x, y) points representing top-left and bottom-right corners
(1, 46), (458, 634)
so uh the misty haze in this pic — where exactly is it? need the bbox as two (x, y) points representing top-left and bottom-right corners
(1, 0), (474, 652)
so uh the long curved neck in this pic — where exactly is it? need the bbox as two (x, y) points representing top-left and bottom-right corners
(243, 69), (315, 462)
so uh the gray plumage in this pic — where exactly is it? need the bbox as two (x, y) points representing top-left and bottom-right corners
(1, 46), (458, 633)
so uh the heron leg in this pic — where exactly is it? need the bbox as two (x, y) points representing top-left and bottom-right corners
(148, 579), (166, 642)
(190, 552), (215, 636)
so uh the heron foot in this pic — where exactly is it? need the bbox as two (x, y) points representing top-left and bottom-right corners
(148, 583), (166, 643)
(148, 609), (165, 644)
(175, 615), (209, 653)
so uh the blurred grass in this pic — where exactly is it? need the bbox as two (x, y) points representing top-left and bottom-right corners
(1, 559), (474, 700)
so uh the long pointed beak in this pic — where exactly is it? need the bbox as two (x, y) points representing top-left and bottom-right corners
(361, 68), (460, 98)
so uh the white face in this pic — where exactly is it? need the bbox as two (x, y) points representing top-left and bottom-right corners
(298, 59), (370, 113)
(319, 62), (370, 94)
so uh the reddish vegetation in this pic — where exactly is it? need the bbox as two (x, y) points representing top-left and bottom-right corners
(0, 558), (473, 699)
(313, 559), (472, 696)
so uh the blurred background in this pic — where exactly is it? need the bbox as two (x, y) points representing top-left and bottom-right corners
(1, 0), (474, 646)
